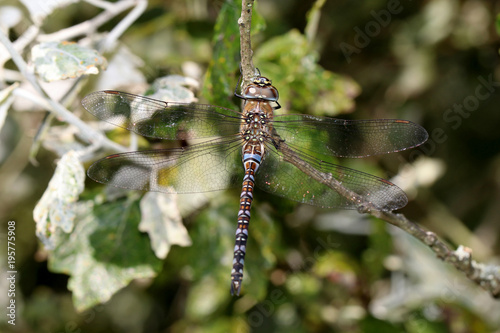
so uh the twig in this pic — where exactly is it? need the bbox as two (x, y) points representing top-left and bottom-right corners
(101, 0), (148, 52)
(238, 2), (500, 298)
(38, 0), (140, 42)
(0, 25), (39, 67)
(84, 0), (118, 10)
(0, 30), (126, 155)
(238, 0), (256, 85)
(28, 0), (146, 161)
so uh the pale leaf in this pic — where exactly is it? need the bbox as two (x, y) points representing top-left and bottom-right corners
(139, 192), (192, 259)
(32, 41), (107, 82)
(33, 150), (85, 249)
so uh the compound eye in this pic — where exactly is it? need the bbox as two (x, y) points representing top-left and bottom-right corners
(261, 77), (271, 85)
(254, 76), (271, 86)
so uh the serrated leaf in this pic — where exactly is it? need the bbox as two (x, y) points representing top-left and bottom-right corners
(33, 150), (85, 249)
(32, 41), (107, 82)
(48, 199), (162, 312)
(139, 192), (192, 259)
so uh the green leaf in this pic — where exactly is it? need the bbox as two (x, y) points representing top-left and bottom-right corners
(285, 272), (322, 297)
(251, 2), (267, 35)
(138, 192), (192, 259)
(31, 41), (107, 82)
(186, 194), (236, 283)
(33, 150), (85, 249)
(185, 275), (231, 320)
(183, 193), (280, 301)
(244, 204), (280, 298)
(202, 0), (241, 108)
(313, 250), (359, 280)
(48, 198), (162, 312)
(362, 218), (393, 282)
(255, 29), (360, 116)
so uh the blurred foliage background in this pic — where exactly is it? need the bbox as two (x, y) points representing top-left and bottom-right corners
(1, 0), (500, 332)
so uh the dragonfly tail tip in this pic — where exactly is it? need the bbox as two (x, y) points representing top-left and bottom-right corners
(230, 281), (242, 296)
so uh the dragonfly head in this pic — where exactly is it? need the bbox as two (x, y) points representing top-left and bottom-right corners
(242, 76), (279, 103)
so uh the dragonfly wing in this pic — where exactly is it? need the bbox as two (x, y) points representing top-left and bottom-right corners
(82, 91), (242, 140)
(255, 142), (407, 210)
(88, 137), (244, 193)
(271, 114), (428, 158)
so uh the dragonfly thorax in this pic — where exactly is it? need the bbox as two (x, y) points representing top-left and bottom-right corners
(241, 111), (272, 143)
(240, 91), (275, 145)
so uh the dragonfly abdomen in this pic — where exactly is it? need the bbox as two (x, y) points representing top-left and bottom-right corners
(231, 144), (264, 295)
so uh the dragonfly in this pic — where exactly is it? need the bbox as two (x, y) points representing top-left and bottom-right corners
(81, 73), (428, 296)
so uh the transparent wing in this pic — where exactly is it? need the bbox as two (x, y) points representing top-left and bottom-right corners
(82, 90), (242, 140)
(271, 114), (428, 158)
(87, 137), (244, 193)
(255, 142), (407, 210)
